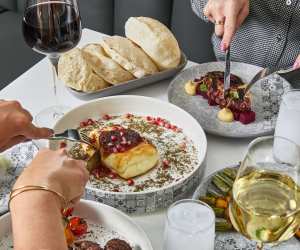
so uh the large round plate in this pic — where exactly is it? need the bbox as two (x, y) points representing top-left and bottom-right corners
(0, 200), (153, 249)
(50, 95), (207, 214)
(192, 166), (300, 250)
(168, 62), (291, 138)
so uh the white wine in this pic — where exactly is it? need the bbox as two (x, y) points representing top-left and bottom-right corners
(229, 169), (300, 244)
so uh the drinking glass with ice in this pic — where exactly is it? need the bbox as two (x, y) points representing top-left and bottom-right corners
(163, 199), (215, 250)
(274, 90), (300, 163)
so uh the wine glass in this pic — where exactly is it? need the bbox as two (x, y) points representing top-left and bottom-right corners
(22, 0), (82, 127)
(229, 136), (300, 250)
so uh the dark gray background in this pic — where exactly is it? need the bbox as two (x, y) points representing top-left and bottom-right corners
(0, 0), (215, 89)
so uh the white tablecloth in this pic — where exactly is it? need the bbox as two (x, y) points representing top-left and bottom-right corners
(0, 29), (252, 250)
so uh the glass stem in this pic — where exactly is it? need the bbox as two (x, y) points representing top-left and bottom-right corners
(48, 55), (61, 118)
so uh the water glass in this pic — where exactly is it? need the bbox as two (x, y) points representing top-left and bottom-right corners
(163, 199), (215, 250)
(275, 89), (300, 146)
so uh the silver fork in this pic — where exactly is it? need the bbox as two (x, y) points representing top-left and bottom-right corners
(244, 66), (300, 94)
(48, 129), (94, 147)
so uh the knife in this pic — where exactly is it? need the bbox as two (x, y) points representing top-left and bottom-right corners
(224, 46), (231, 96)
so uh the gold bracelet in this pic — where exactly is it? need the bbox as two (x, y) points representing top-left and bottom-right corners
(9, 185), (68, 209)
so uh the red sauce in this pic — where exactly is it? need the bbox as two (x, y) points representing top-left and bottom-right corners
(99, 127), (143, 156)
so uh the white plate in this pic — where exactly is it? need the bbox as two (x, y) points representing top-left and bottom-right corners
(0, 200), (153, 250)
(168, 62), (291, 138)
(50, 95), (207, 214)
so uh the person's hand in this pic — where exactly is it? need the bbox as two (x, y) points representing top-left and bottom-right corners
(204, 0), (249, 51)
(0, 100), (53, 152)
(293, 55), (300, 69)
(13, 149), (89, 207)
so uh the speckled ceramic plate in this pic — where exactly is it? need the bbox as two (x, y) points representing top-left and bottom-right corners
(0, 200), (153, 250)
(50, 96), (207, 214)
(192, 166), (300, 250)
(168, 62), (291, 138)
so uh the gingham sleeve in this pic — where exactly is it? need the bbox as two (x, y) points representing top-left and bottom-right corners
(191, 0), (209, 22)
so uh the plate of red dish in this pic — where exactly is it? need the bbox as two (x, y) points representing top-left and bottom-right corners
(0, 200), (153, 250)
(168, 62), (291, 138)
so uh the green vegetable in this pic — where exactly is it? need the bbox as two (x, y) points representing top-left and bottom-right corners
(216, 220), (233, 232)
(199, 196), (216, 207)
(218, 173), (234, 188)
(212, 175), (231, 194)
(212, 207), (226, 218)
(229, 90), (240, 99)
(223, 168), (238, 180)
(199, 84), (208, 93)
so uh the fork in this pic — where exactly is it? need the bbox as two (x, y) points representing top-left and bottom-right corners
(244, 66), (300, 94)
(48, 129), (94, 147)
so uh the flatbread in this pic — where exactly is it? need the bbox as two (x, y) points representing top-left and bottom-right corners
(125, 17), (181, 70)
(82, 44), (135, 85)
(100, 36), (158, 78)
(58, 48), (110, 92)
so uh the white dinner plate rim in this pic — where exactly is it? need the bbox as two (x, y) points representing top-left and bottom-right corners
(0, 200), (153, 250)
(51, 95), (207, 195)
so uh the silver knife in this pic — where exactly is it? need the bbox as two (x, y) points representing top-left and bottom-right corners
(224, 46), (231, 96)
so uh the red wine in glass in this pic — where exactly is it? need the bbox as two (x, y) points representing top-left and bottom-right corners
(22, 0), (82, 128)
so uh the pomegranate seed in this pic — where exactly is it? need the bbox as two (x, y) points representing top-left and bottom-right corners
(158, 121), (165, 126)
(60, 142), (67, 148)
(112, 147), (118, 153)
(111, 135), (117, 141)
(146, 116), (152, 121)
(108, 173), (117, 179)
(120, 131), (124, 136)
(80, 121), (87, 128)
(87, 119), (94, 125)
(102, 114), (111, 120)
(164, 123), (171, 129)
(163, 159), (170, 168)
(127, 179), (134, 186)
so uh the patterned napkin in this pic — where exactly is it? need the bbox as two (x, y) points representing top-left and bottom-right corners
(0, 142), (38, 216)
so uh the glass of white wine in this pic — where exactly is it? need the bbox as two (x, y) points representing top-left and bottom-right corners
(229, 136), (300, 250)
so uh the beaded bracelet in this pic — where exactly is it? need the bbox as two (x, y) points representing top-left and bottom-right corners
(9, 185), (67, 209)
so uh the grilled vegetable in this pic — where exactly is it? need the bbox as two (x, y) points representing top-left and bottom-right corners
(213, 207), (226, 218)
(212, 174), (231, 194)
(216, 220), (234, 232)
(199, 196), (216, 207)
(216, 197), (228, 209)
(218, 172), (234, 188)
(68, 217), (88, 237)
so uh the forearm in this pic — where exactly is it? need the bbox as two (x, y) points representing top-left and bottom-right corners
(10, 191), (67, 250)
(191, 0), (209, 21)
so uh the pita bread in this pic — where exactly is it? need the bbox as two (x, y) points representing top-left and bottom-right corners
(125, 17), (181, 70)
(100, 36), (158, 78)
(58, 48), (110, 92)
(82, 44), (135, 85)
